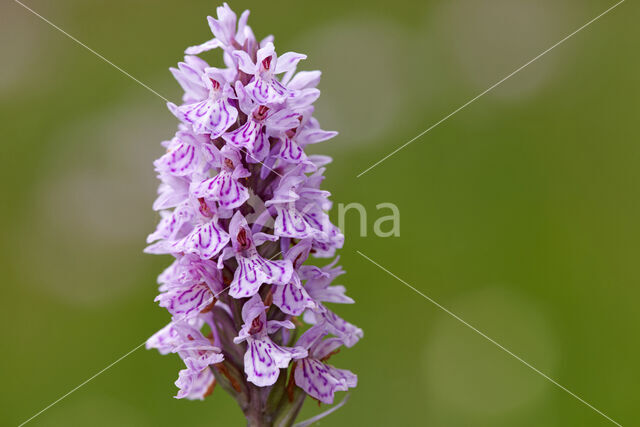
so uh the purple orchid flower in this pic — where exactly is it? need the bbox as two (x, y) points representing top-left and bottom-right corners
(233, 42), (306, 104)
(293, 325), (357, 404)
(146, 4), (362, 424)
(224, 211), (292, 298)
(154, 256), (223, 320)
(185, 3), (252, 55)
(233, 294), (307, 386)
(154, 130), (213, 176)
(173, 207), (230, 260)
(170, 56), (211, 103)
(174, 367), (216, 400)
(271, 240), (316, 316)
(171, 68), (238, 138)
(190, 147), (250, 210)
(266, 167), (344, 255)
(147, 318), (224, 399)
(222, 100), (300, 162)
(300, 256), (354, 304)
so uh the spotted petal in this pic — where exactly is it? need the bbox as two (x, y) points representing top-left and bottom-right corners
(306, 282), (353, 305)
(175, 368), (216, 400)
(191, 171), (249, 209)
(155, 281), (214, 320)
(308, 306), (363, 348)
(274, 205), (315, 239)
(229, 255), (293, 298)
(146, 323), (180, 355)
(146, 203), (193, 244)
(222, 119), (261, 151)
(266, 109), (300, 131)
(273, 273), (315, 316)
(246, 128), (270, 163)
(179, 219), (230, 260)
(154, 140), (199, 176)
(277, 137), (308, 164)
(158, 256), (222, 294)
(175, 341), (224, 372)
(294, 358), (357, 404)
(245, 77), (288, 104)
(244, 337), (307, 386)
(177, 98), (237, 138)
(146, 319), (210, 355)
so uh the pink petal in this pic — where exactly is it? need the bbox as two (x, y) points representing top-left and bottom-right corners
(244, 337), (306, 387)
(277, 137), (307, 164)
(154, 141), (199, 176)
(285, 70), (321, 90)
(185, 38), (223, 55)
(246, 77), (287, 104)
(222, 119), (261, 151)
(229, 255), (293, 298)
(267, 108), (300, 130)
(175, 368), (215, 400)
(179, 219), (230, 260)
(192, 172), (249, 210)
(297, 128), (338, 145)
(178, 98), (238, 138)
(273, 275), (316, 316)
(155, 281), (213, 320)
(274, 52), (307, 74)
(294, 358), (356, 404)
(274, 206), (315, 239)
(232, 50), (257, 74)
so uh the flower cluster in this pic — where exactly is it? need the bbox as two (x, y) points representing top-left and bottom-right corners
(145, 3), (362, 422)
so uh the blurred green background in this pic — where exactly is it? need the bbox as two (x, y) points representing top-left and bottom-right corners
(2, 0), (639, 425)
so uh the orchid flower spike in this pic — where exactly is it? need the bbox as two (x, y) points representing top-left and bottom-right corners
(146, 4), (361, 425)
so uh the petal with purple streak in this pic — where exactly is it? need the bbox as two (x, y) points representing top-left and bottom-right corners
(229, 256), (293, 298)
(273, 206), (315, 239)
(310, 306), (363, 348)
(297, 128), (338, 145)
(155, 281), (213, 320)
(179, 219), (230, 260)
(178, 98), (238, 138)
(246, 129), (270, 163)
(294, 358), (357, 404)
(192, 172), (249, 209)
(154, 141), (199, 176)
(286, 88), (320, 109)
(222, 119), (261, 151)
(175, 368), (215, 400)
(266, 109), (300, 130)
(244, 337), (307, 387)
(273, 274), (315, 316)
(147, 203), (193, 244)
(277, 137), (307, 164)
(246, 77), (287, 104)
(176, 341), (224, 372)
